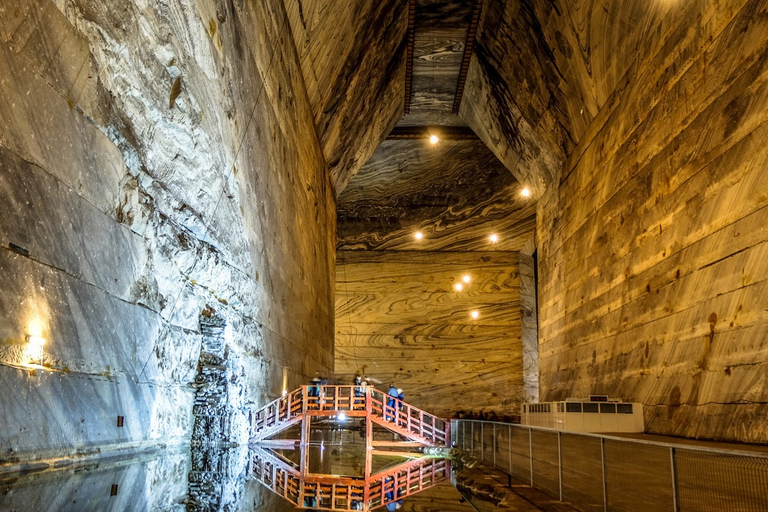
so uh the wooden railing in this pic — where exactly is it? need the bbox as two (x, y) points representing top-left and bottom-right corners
(248, 448), (302, 507)
(368, 388), (449, 447)
(250, 387), (305, 440)
(250, 385), (449, 447)
(249, 448), (449, 511)
(368, 457), (450, 509)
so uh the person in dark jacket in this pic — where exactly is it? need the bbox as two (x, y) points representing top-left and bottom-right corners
(308, 373), (322, 399)
(386, 384), (398, 421)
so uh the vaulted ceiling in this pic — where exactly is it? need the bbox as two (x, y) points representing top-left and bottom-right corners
(336, 0), (539, 251)
(284, 0), (689, 251)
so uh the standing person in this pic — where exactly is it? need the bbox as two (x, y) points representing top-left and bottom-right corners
(308, 372), (322, 399)
(354, 374), (365, 397)
(386, 384), (398, 421)
(397, 388), (406, 427)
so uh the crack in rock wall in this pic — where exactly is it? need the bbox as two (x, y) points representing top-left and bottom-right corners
(0, 0), (334, 469)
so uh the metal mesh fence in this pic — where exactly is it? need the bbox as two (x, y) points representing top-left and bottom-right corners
(604, 439), (673, 511)
(676, 449), (768, 512)
(531, 429), (560, 497)
(561, 433), (603, 512)
(453, 420), (768, 512)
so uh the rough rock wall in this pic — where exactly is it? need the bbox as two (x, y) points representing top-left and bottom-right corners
(0, 0), (334, 464)
(537, 0), (768, 443)
(335, 251), (526, 419)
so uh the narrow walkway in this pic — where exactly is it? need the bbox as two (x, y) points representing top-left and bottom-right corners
(456, 463), (580, 511)
(609, 432), (768, 455)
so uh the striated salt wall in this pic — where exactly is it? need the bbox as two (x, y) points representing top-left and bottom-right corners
(0, 0), (334, 466)
(536, 1), (768, 443)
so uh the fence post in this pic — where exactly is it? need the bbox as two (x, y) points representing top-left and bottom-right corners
(529, 427), (534, 486)
(558, 431), (563, 501)
(670, 447), (679, 511)
(601, 437), (608, 512)
(508, 424), (513, 476)
(493, 423), (497, 467)
(471, 421), (475, 455)
(481, 423), (485, 462)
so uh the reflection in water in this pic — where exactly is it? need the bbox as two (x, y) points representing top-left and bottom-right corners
(0, 448), (191, 512)
(249, 446), (450, 511)
(250, 422), (453, 511)
(187, 445), (249, 512)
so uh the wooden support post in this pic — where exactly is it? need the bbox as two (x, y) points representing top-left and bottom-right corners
(364, 389), (373, 510)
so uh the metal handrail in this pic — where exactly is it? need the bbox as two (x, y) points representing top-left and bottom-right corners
(452, 419), (768, 512)
(453, 419), (768, 459)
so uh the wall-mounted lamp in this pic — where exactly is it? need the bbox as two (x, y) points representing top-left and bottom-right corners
(26, 335), (46, 366)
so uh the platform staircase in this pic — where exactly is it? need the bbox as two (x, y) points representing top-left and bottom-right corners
(249, 385), (449, 447)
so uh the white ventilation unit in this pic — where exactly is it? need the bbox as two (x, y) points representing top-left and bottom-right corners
(521, 396), (644, 433)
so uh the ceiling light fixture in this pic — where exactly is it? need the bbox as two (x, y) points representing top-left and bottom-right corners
(429, 134), (439, 145)
(521, 187), (531, 198)
(489, 233), (498, 243)
(462, 275), (471, 283)
(414, 231), (424, 240)
(470, 310), (479, 319)
(454, 283), (463, 291)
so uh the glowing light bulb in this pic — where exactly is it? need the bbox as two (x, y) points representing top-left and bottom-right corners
(470, 310), (479, 319)
(26, 335), (46, 346)
(521, 187), (531, 198)
(462, 275), (471, 283)
(429, 135), (439, 145)
(489, 233), (498, 243)
(415, 231), (424, 240)
(26, 335), (45, 366)
(454, 283), (463, 291)
(338, 412), (348, 421)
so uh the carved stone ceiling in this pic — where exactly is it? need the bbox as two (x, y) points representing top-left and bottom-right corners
(337, 0), (538, 251)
